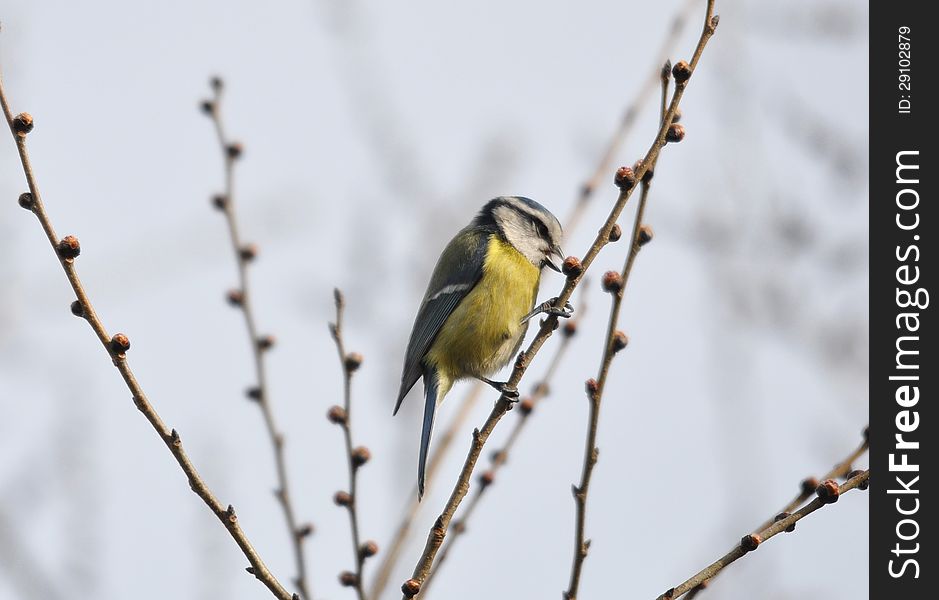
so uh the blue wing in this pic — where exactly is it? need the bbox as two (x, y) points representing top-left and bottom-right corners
(394, 228), (490, 414)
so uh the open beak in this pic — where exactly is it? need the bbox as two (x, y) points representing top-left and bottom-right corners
(544, 245), (565, 273)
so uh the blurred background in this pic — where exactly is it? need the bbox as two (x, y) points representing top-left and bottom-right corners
(0, 0), (868, 598)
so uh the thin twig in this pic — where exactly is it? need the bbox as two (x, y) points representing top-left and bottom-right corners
(201, 79), (312, 600)
(755, 426), (869, 533)
(0, 64), (296, 600)
(400, 5), (720, 597)
(655, 470), (870, 600)
(684, 427), (869, 599)
(368, 383), (482, 600)
(329, 290), (373, 600)
(566, 62), (670, 599)
(421, 285), (589, 595)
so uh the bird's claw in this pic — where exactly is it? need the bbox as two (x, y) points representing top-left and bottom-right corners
(521, 298), (575, 324)
(479, 377), (520, 401)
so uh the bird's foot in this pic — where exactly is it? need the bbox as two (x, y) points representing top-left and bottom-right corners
(479, 377), (520, 401)
(521, 297), (574, 324)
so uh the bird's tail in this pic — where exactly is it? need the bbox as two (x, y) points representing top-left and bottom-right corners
(418, 365), (443, 500)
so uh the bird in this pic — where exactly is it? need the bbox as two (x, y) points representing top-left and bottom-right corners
(394, 196), (573, 498)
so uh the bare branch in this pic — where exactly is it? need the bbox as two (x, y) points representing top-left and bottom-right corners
(686, 427), (869, 598)
(328, 290), (375, 600)
(565, 58), (673, 597)
(655, 470), (870, 600)
(1, 65), (296, 600)
(201, 78), (312, 600)
(755, 426), (869, 533)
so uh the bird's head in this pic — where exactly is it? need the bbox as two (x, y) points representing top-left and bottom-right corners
(474, 196), (565, 272)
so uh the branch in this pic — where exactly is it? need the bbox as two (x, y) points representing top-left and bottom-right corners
(682, 426), (870, 598)
(420, 285), (589, 595)
(565, 83), (667, 600)
(655, 470), (871, 600)
(200, 78), (312, 600)
(755, 426), (869, 533)
(1, 63), (296, 600)
(400, 4), (720, 597)
(328, 290), (376, 600)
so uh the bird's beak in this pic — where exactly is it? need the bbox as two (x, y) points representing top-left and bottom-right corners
(544, 246), (565, 272)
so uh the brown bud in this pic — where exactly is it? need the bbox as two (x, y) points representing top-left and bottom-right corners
(562, 256), (583, 279)
(585, 378), (599, 396)
(210, 76), (224, 92)
(478, 470), (495, 488)
(239, 243), (257, 262)
(334, 491), (352, 507)
(246, 387), (262, 401)
(614, 166), (637, 190)
(18, 192), (35, 210)
(562, 320), (578, 338)
(402, 579), (421, 597)
(601, 270), (623, 294)
(606, 223), (623, 243)
(638, 225), (654, 246)
(13, 112), (34, 136)
(226, 142), (244, 159)
(226, 504), (237, 522)
(863, 425), (869, 442)
(257, 335), (275, 351)
(327, 405), (347, 425)
(351, 446), (371, 468)
(338, 571), (358, 587)
(816, 479), (840, 504)
(672, 108), (683, 123)
(226, 289), (244, 306)
(612, 331), (629, 353)
(344, 352), (364, 372)
(661, 60), (672, 82)
(70, 300), (85, 318)
(360, 540), (379, 558)
(740, 533), (761, 553)
(110, 333), (131, 355)
(212, 194), (228, 210)
(452, 520), (467, 534)
(200, 100), (215, 115)
(672, 60), (691, 83)
(296, 523), (315, 538)
(774, 512), (796, 533)
(800, 476), (819, 496)
(519, 397), (535, 416)
(665, 123), (686, 143)
(56, 235), (81, 260)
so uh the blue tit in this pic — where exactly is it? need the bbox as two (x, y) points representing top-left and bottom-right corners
(394, 196), (572, 497)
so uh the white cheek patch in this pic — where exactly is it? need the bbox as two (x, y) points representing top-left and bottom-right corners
(492, 205), (545, 264)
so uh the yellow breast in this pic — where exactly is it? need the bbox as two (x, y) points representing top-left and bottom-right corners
(426, 235), (540, 383)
